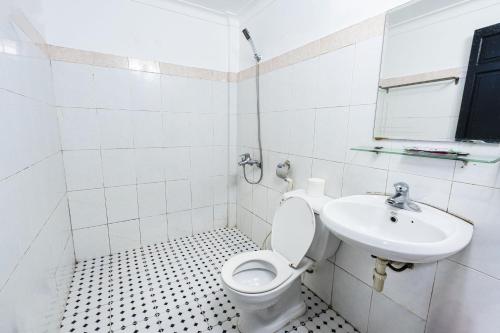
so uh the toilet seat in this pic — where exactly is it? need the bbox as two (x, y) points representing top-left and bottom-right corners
(221, 250), (293, 294)
(222, 196), (316, 295)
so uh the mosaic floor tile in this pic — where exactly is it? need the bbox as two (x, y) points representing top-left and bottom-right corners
(61, 228), (357, 333)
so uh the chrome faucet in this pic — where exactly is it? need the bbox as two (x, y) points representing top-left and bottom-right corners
(386, 182), (421, 212)
(238, 153), (261, 168)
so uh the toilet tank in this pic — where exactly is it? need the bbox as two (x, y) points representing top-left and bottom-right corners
(282, 190), (341, 262)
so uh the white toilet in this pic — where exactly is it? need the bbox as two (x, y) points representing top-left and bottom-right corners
(221, 190), (341, 333)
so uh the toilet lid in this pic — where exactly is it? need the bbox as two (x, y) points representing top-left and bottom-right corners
(271, 196), (315, 268)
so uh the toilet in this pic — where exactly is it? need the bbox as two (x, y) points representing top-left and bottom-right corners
(221, 189), (341, 333)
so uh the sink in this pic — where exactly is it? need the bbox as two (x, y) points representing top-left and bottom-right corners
(321, 195), (473, 263)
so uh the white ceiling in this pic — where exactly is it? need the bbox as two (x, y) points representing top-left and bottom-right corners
(172, 0), (259, 15)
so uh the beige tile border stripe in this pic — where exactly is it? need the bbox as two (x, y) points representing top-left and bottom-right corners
(2, 14), (385, 83)
(238, 14), (386, 81)
(47, 44), (232, 81)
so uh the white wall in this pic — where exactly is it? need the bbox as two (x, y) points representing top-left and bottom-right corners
(238, 0), (411, 70)
(382, 0), (500, 78)
(235, 1), (500, 333)
(0, 4), (74, 332)
(25, 0), (232, 71)
(53, 60), (232, 261)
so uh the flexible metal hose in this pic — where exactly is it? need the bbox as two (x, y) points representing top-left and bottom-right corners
(243, 61), (264, 185)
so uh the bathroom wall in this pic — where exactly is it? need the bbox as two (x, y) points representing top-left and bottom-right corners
(0, 3), (74, 331)
(52, 51), (234, 261)
(238, 0), (410, 71)
(32, 0), (233, 71)
(235, 2), (500, 333)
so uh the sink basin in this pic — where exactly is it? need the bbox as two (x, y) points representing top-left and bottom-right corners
(321, 195), (473, 263)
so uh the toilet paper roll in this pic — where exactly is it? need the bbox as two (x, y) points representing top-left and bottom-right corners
(307, 178), (325, 197)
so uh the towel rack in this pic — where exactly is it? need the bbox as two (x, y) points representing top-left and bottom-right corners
(379, 76), (460, 92)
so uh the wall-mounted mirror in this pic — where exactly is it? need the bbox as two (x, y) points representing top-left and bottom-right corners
(374, 0), (500, 142)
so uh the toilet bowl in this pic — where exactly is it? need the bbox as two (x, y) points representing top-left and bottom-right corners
(221, 250), (312, 333)
(221, 190), (341, 333)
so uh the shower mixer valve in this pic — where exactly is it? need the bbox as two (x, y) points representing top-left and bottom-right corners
(239, 153), (261, 168)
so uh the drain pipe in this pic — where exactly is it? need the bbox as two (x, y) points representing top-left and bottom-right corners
(372, 256), (414, 292)
(373, 258), (389, 292)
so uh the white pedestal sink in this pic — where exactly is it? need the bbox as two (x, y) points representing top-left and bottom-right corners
(321, 195), (473, 264)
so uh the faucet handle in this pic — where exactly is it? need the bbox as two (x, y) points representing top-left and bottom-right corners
(393, 182), (409, 193)
(239, 153), (250, 161)
(238, 153), (251, 166)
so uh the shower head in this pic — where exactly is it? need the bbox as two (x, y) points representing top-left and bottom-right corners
(242, 28), (251, 41)
(242, 28), (261, 63)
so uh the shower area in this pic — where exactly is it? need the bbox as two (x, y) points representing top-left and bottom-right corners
(0, 0), (242, 331)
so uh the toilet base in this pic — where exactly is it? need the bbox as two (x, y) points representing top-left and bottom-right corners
(237, 279), (305, 333)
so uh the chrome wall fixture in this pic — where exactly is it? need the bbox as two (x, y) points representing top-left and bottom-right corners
(239, 28), (264, 185)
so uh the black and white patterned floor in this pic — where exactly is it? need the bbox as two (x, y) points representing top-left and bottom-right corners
(60, 228), (357, 333)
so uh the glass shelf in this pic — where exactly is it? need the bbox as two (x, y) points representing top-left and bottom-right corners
(350, 146), (500, 164)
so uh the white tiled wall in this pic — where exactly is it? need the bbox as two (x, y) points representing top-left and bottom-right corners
(235, 25), (500, 333)
(53, 60), (233, 261)
(0, 39), (74, 331)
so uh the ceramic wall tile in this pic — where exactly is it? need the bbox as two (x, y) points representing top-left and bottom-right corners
(192, 207), (213, 234)
(101, 149), (136, 187)
(135, 148), (165, 184)
(350, 36), (383, 105)
(214, 204), (228, 229)
(287, 155), (312, 190)
(335, 242), (375, 286)
(137, 182), (166, 218)
(68, 189), (107, 229)
(167, 210), (192, 238)
(332, 267), (372, 333)
(252, 184), (267, 220)
(368, 292), (426, 333)
(290, 58), (319, 110)
(213, 175), (228, 205)
(382, 262), (437, 319)
(108, 220), (141, 253)
(345, 104), (390, 169)
(287, 109), (316, 157)
(93, 67), (132, 109)
(448, 183), (500, 278)
(98, 109), (135, 149)
(313, 107), (349, 162)
(317, 45), (355, 108)
(191, 177), (214, 208)
(236, 206), (252, 239)
(105, 185), (139, 223)
(251, 216), (271, 249)
(133, 111), (164, 147)
(166, 180), (191, 213)
(341, 164), (387, 196)
(52, 61), (94, 108)
(163, 112), (192, 147)
(73, 225), (110, 260)
(63, 150), (103, 191)
(129, 71), (162, 111)
(58, 107), (100, 150)
(311, 159), (344, 198)
(266, 188), (282, 223)
(303, 260), (335, 305)
(139, 214), (168, 245)
(426, 260), (500, 333)
(164, 147), (190, 181)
